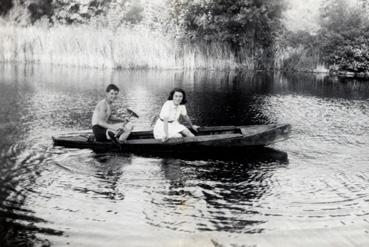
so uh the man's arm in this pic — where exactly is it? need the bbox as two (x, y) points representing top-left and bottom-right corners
(109, 115), (127, 123)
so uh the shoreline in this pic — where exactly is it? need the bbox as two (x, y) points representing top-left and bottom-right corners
(278, 68), (369, 80)
(1, 60), (369, 80)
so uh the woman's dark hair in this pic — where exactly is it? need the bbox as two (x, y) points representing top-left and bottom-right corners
(167, 88), (187, 104)
(106, 84), (120, 92)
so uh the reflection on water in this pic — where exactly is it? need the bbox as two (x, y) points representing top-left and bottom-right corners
(1, 64), (369, 246)
(146, 156), (286, 234)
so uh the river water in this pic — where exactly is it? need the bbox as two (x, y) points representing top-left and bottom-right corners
(0, 64), (369, 246)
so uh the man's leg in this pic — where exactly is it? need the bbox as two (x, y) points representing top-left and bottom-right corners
(118, 122), (134, 142)
(106, 129), (120, 145)
(107, 122), (127, 140)
(93, 125), (109, 142)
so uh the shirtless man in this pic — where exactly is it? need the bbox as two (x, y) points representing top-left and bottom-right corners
(91, 84), (133, 143)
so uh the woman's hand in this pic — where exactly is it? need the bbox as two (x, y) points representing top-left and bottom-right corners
(192, 125), (200, 133)
(161, 135), (169, 142)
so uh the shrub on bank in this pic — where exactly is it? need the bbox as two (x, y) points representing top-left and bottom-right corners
(318, 0), (369, 73)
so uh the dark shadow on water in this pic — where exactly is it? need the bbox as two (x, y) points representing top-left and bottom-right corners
(143, 147), (288, 233)
(87, 153), (131, 201)
(0, 144), (63, 247)
(109, 146), (288, 164)
(0, 220), (62, 247)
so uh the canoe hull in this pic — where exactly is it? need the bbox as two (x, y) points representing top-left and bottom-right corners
(52, 124), (291, 154)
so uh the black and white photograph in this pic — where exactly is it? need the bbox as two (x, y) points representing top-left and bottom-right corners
(0, 0), (369, 246)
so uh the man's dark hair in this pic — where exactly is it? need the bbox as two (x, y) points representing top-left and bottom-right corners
(167, 88), (187, 104)
(106, 84), (120, 92)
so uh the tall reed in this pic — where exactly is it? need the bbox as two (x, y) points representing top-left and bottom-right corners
(0, 23), (252, 70)
(274, 44), (327, 72)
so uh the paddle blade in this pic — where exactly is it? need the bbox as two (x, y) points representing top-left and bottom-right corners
(127, 108), (139, 118)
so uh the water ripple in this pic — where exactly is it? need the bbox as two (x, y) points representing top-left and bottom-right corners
(1, 67), (369, 246)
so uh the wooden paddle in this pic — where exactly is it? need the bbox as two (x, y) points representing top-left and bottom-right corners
(127, 108), (139, 119)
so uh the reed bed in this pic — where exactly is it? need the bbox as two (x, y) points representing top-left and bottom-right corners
(274, 44), (326, 72)
(180, 42), (254, 70)
(0, 24), (251, 70)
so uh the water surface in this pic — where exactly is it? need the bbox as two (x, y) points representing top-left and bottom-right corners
(1, 65), (369, 246)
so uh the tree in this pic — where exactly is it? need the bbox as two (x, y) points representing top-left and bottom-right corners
(1, 0), (145, 27)
(51, 0), (109, 24)
(318, 0), (369, 72)
(141, 0), (169, 31)
(0, 0), (13, 16)
(2, 0), (52, 24)
(169, 0), (286, 50)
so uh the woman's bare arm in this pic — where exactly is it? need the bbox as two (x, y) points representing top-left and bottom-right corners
(182, 115), (199, 132)
(163, 117), (169, 141)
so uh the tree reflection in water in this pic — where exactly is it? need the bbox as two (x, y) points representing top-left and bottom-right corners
(0, 144), (63, 247)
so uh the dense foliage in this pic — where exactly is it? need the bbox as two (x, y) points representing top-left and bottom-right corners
(2, 0), (145, 26)
(317, 0), (369, 72)
(280, 0), (369, 73)
(169, 0), (286, 65)
(0, 0), (13, 15)
(1, 0), (369, 72)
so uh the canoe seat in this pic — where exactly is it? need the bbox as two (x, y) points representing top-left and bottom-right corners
(240, 126), (266, 136)
(240, 128), (248, 136)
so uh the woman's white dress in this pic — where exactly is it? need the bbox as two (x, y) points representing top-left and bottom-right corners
(153, 100), (187, 139)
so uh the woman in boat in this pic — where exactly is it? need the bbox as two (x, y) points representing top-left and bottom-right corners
(153, 88), (199, 142)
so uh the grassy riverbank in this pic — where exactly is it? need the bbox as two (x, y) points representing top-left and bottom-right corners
(0, 23), (333, 74)
(1, 1), (368, 74)
(0, 24), (253, 70)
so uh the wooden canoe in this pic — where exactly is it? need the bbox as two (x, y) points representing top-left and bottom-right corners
(52, 124), (291, 154)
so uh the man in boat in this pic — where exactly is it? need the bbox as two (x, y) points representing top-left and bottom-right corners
(91, 84), (134, 143)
